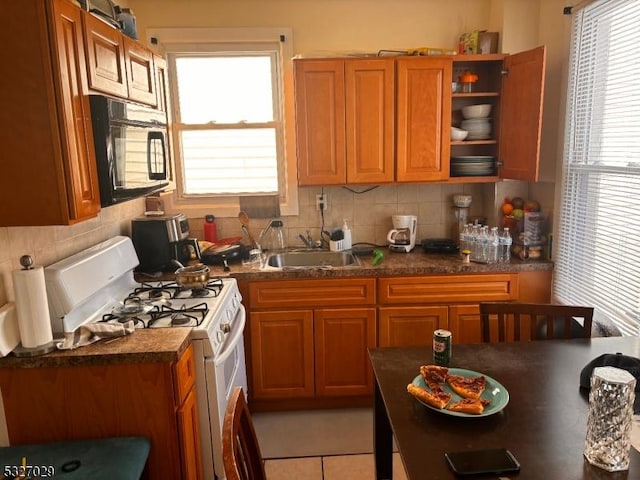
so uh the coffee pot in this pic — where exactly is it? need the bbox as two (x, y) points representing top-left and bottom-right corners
(387, 215), (418, 252)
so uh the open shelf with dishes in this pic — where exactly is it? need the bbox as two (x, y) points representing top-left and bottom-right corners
(450, 55), (505, 180)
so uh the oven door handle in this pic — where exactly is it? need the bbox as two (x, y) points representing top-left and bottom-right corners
(214, 305), (246, 367)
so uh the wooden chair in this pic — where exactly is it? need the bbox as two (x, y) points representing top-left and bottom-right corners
(479, 302), (594, 343)
(222, 387), (267, 480)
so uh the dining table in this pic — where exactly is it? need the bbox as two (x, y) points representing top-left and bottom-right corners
(369, 336), (640, 480)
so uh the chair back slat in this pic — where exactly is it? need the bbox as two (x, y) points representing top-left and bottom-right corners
(223, 387), (267, 480)
(479, 302), (594, 343)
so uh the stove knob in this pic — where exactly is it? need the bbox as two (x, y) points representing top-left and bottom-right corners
(216, 330), (225, 343)
(220, 323), (231, 333)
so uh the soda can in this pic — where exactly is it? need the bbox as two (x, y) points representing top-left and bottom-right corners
(433, 329), (452, 366)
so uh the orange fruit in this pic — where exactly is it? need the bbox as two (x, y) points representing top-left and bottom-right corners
(502, 203), (514, 215)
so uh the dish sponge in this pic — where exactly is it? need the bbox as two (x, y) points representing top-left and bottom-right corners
(372, 249), (384, 266)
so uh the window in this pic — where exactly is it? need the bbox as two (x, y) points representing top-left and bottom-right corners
(554, 0), (640, 335)
(172, 50), (281, 195)
(147, 27), (298, 217)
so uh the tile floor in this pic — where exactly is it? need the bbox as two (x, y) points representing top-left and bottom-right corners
(253, 408), (408, 480)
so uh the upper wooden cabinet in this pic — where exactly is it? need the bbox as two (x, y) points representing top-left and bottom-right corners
(83, 10), (128, 98)
(396, 57), (451, 182)
(295, 48), (545, 186)
(450, 46), (546, 183)
(294, 58), (395, 185)
(124, 36), (157, 106)
(84, 12), (158, 107)
(0, 0), (101, 226)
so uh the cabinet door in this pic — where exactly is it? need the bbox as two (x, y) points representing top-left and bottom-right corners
(378, 306), (448, 347)
(295, 59), (346, 185)
(124, 36), (157, 106)
(51, 0), (101, 222)
(448, 304), (483, 344)
(314, 308), (377, 397)
(345, 59), (395, 184)
(498, 46), (546, 181)
(83, 12), (128, 97)
(396, 57), (451, 182)
(177, 388), (203, 480)
(250, 310), (315, 399)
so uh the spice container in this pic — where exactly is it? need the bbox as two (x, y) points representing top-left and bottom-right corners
(459, 71), (478, 93)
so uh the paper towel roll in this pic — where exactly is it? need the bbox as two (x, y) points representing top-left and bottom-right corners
(12, 265), (53, 348)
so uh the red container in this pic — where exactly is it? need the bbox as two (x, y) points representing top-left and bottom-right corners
(204, 214), (217, 243)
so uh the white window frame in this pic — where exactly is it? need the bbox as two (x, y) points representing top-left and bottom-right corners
(146, 27), (298, 217)
(554, 0), (640, 336)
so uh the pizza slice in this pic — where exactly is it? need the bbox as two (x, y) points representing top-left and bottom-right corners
(419, 365), (449, 390)
(407, 383), (452, 409)
(447, 398), (491, 415)
(446, 373), (487, 400)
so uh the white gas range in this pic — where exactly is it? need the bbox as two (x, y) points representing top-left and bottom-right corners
(44, 236), (247, 480)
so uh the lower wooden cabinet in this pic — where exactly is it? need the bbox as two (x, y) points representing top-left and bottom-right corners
(0, 346), (201, 479)
(248, 278), (377, 402)
(245, 271), (551, 406)
(378, 306), (448, 347)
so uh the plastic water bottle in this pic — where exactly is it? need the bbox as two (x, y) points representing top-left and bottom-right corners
(499, 227), (512, 262)
(489, 226), (499, 263)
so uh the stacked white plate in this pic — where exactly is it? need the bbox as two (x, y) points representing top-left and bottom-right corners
(451, 156), (495, 177)
(460, 118), (491, 140)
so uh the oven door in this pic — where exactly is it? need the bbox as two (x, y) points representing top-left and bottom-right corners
(197, 305), (247, 480)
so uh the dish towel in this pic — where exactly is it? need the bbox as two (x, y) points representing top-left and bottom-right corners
(56, 321), (135, 350)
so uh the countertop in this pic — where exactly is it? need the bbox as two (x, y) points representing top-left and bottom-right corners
(199, 248), (554, 281)
(0, 249), (552, 369)
(0, 328), (191, 369)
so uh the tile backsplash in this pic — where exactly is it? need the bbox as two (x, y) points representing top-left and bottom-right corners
(189, 183), (488, 251)
(0, 199), (145, 306)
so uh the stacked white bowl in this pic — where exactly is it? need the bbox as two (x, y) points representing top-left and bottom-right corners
(460, 104), (492, 140)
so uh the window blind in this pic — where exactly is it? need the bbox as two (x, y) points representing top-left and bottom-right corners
(554, 0), (640, 336)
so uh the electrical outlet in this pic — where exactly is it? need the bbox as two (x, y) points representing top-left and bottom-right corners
(316, 193), (328, 211)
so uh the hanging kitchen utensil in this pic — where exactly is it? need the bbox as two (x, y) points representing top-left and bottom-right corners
(238, 211), (259, 249)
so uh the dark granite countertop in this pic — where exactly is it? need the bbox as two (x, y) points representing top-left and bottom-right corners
(0, 250), (552, 369)
(0, 328), (191, 369)
(201, 249), (553, 281)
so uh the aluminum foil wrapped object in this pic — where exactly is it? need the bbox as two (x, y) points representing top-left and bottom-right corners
(584, 366), (636, 471)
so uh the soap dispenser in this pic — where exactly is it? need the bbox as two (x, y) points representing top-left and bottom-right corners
(341, 219), (352, 250)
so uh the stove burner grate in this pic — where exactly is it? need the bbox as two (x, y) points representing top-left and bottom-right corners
(133, 279), (224, 300)
(148, 303), (209, 328)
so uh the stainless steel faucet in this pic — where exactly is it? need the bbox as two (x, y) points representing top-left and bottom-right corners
(298, 230), (315, 249)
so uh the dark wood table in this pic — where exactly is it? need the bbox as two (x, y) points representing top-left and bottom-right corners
(370, 337), (640, 480)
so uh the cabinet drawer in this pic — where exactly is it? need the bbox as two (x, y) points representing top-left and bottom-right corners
(378, 274), (518, 304)
(174, 345), (195, 405)
(249, 278), (375, 309)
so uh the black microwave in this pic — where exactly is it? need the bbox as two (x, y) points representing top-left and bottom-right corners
(89, 95), (169, 207)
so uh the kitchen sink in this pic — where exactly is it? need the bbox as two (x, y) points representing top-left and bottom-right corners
(263, 250), (361, 269)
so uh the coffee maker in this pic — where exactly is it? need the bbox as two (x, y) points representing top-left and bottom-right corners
(131, 213), (200, 272)
(387, 215), (418, 252)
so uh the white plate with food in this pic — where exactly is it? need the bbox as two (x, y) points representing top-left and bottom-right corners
(409, 368), (509, 418)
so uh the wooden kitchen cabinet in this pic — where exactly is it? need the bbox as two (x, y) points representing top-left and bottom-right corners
(84, 10), (158, 107)
(83, 9), (128, 98)
(0, 345), (202, 479)
(247, 278), (376, 404)
(450, 47), (546, 182)
(294, 58), (395, 185)
(250, 309), (315, 399)
(378, 274), (520, 345)
(0, 0), (101, 226)
(124, 36), (157, 106)
(396, 57), (452, 182)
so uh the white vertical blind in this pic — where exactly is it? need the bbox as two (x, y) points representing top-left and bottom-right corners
(554, 0), (640, 335)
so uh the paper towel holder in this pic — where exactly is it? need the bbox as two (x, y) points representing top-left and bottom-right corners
(11, 255), (57, 358)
